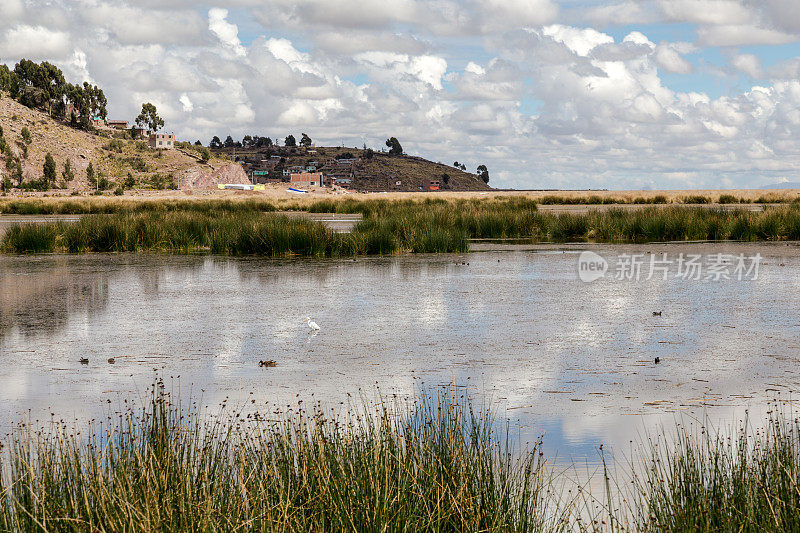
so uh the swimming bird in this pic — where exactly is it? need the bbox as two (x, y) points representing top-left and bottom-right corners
(654, 357), (661, 364)
(305, 317), (321, 331)
(107, 358), (115, 364)
(259, 360), (277, 368)
(653, 311), (662, 317)
(79, 357), (89, 365)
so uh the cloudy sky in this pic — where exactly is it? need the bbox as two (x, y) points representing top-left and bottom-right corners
(3, 1), (800, 189)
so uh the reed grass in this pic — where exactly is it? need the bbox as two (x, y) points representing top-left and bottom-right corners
(5, 203), (800, 256)
(2, 384), (799, 532)
(0, 198), (280, 215)
(0, 210), (469, 256)
(632, 407), (800, 531)
(2, 223), (64, 252)
(0, 383), (558, 532)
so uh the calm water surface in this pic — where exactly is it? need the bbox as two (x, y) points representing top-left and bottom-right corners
(1, 244), (799, 464)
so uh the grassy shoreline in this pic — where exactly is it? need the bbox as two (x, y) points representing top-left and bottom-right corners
(4, 199), (800, 255)
(1, 384), (798, 531)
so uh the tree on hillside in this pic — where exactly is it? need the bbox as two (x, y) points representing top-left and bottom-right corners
(284, 135), (297, 147)
(13, 60), (47, 111)
(2, 60), (107, 123)
(224, 135), (235, 148)
(477, 164), (489, 184)
(198, 147), (210, 162)
(385, 137), (403, 156)
(0, 65), (10, 91)
(37, 62), (66, 116)
(43, 153), (56, 187)
(135, 103), (164, 133)
(300, 133), (312, 147)
(210, 136), (222, 149)
(256, 136), (273, 148)
(14, 60), (66, 116)
(194, 140), (202, 146)
(13, 161), (23, 187)
(62, 159), (74, 182)
(66, 82), (107, 129)
(242, 135), (253, 147)
(0, 64), (19, 96)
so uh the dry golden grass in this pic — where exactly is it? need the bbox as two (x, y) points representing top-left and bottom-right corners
(4, 185), (800, 213)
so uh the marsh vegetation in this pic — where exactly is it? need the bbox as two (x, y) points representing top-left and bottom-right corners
(1, 384), (798, 531)
(4, 199), (800, 255)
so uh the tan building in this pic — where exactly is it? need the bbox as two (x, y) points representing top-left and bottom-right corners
(290, 172), (323, 187)
(149, 132), (175, 150)
(107, 120), (129, 130)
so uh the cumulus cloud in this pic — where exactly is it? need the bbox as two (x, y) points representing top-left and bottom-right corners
(208, 8), (246, 57)
(658, 0), (752, 25)
(0, 0), (25, 26)
(0, 25), (72, 60)
(477, 0), (559, 31)
(2, 0), (800, 189)
(731, 53), (763, 78)
(80, 4), (206, 46)
(355, 52), (447, 90)
(583, 2), (657, 26)
(696, 24), (796, 46)
(654, 42), (695, 74)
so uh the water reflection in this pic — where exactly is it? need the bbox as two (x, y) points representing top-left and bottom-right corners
(0, 257), (109, 338)
(0, 244), (799, 465)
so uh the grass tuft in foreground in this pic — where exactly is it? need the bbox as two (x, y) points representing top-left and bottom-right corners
(1, 383), (800, 531)
(0, 384), (557, 532)
(633, 410), (800, 531)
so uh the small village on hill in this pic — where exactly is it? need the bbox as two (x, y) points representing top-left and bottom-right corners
(0, 59), (491, 195)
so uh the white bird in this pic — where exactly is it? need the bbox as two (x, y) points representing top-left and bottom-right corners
(305, 317), (321, 331)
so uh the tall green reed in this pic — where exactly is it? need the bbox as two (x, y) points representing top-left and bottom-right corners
(0, 383), (559, 532)
(632, 407), (800, 531)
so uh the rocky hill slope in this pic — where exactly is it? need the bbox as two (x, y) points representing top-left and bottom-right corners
(0, 94), (246, 192)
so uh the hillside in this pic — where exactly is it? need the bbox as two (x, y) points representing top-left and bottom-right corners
(0, 92), (490, 194)
(213, 146), (493, 192)
(0, 93), (246, 193)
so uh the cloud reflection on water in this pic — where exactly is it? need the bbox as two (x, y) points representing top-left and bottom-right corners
(1, 246), (799, 465)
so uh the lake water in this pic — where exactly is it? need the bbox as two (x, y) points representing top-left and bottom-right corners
(1, 243), (799, 465)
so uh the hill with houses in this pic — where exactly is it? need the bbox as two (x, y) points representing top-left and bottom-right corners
(214, 144), (492, 192)
(0, 58), (490, 193)
(0, 89), (491, 194)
